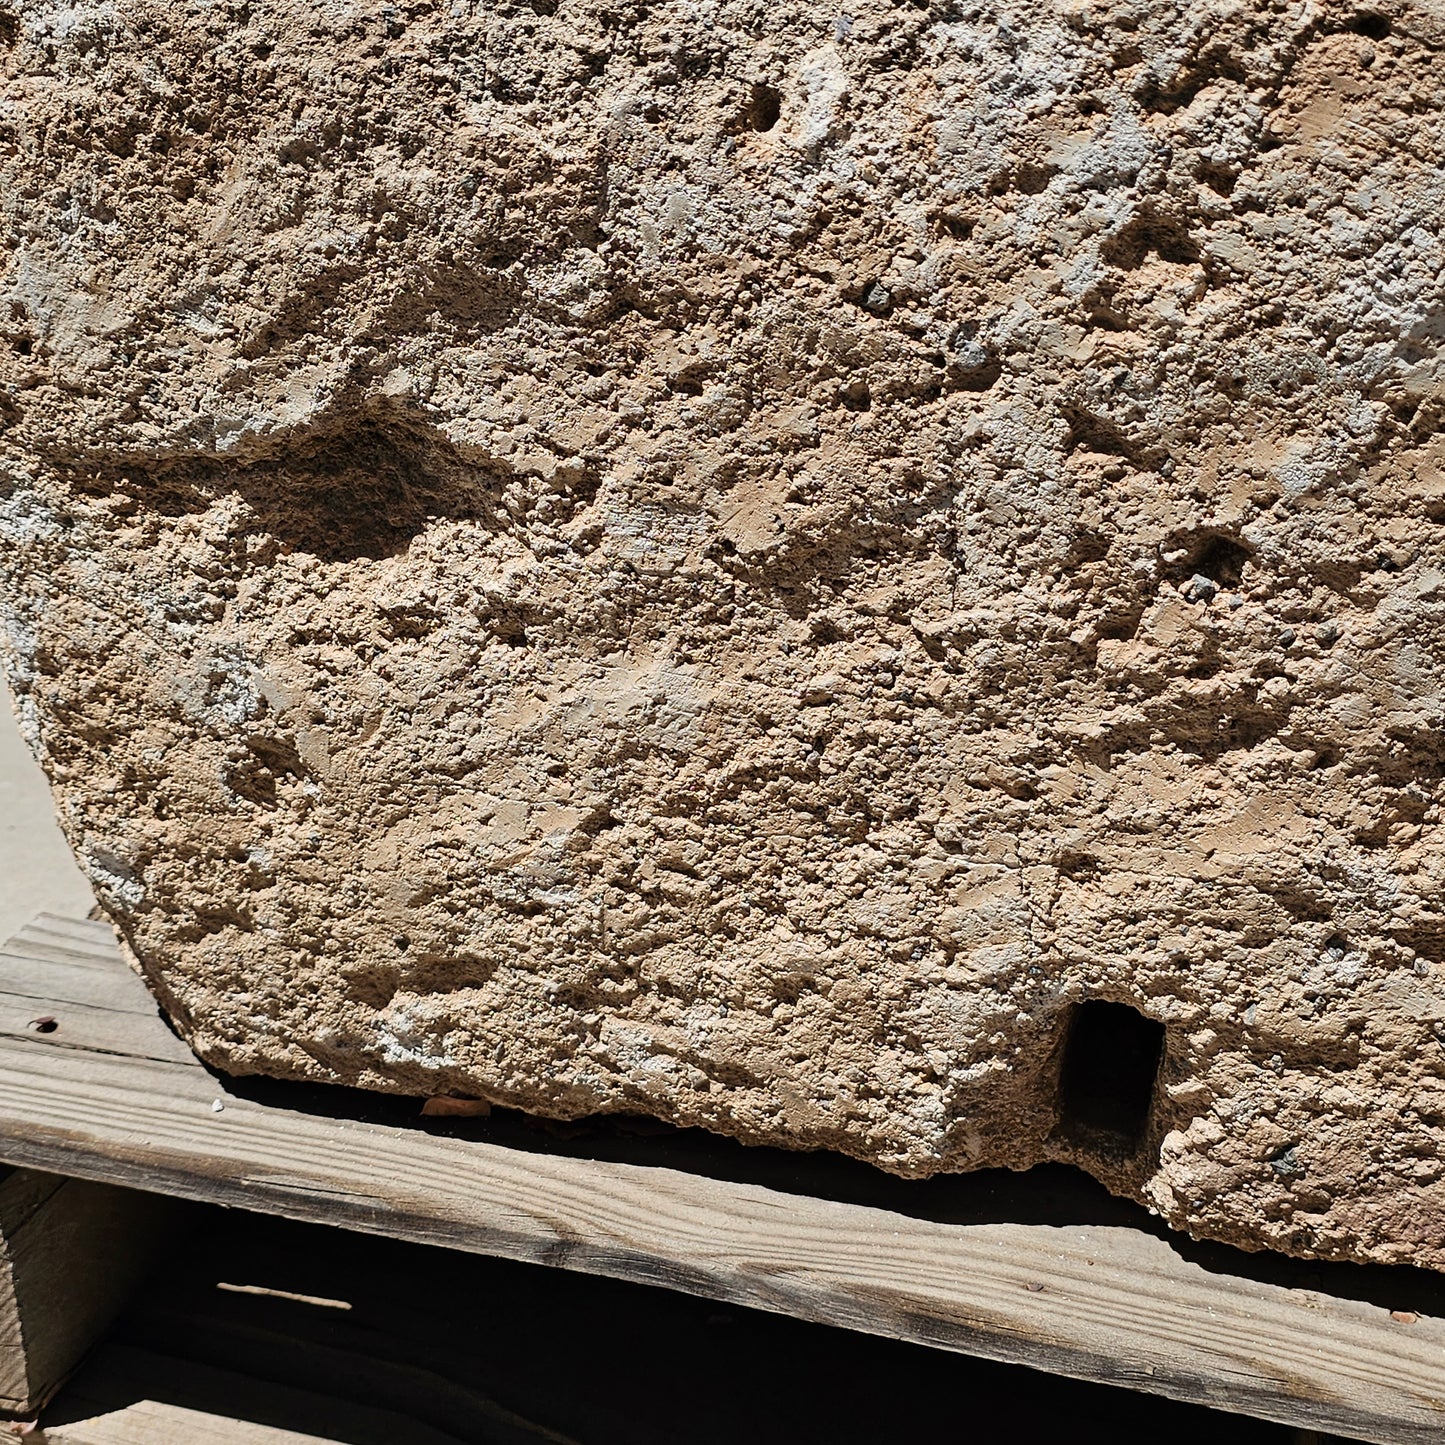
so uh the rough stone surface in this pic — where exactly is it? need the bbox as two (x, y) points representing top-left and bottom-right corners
(2, 0), (1445, 1268)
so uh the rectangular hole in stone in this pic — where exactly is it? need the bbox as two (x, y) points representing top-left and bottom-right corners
(1057, 1000), (1165, 1154)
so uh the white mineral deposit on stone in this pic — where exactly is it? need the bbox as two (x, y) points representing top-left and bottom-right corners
(1, 0), (1443, 1270)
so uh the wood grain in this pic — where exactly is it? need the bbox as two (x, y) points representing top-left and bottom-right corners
(0, 913), (1442, 1444)
(0, 1166), (185, 1413)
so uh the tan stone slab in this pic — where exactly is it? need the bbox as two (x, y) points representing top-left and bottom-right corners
(4, 0), (1445, 1269)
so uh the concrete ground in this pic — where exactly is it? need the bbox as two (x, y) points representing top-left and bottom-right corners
(0, 678), (94, 945)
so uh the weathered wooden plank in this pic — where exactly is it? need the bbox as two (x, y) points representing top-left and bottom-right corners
(0, 994), (196, 1066)
(43, 1344), (478, 1445)
(46, 1204), (1272, 1445)
(0, 914), (1441, 1444)
(45, 1395), (337, 1445)
(0, 918), (194, 1063)
(0, 1167), (187, 1413)
(0, 1171), (66, 1395)
(0, 949), (164, 1016)
(0, 915), (131, 970)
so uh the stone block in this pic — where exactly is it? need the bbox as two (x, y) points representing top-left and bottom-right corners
(2, 0), (1443, 1266)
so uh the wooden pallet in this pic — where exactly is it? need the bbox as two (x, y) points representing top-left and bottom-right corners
(0, 1168), (182, 1414)
(32, 1201), (1361, 1445)
(0, 910), (1442, 1443)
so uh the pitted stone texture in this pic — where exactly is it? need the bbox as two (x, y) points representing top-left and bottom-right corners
(2, 0), (1445, 1267)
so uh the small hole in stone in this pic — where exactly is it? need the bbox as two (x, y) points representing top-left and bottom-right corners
(1014, 163), (1057, 195)
(1187, 534), (1252, 588)
(1349, 11), (1391, 37)
(1057, 1000), (1164, 1154)
(28, 1016), (59, 1034)
(746, 83), (782, 133)
(1057, 852), (1100, 880)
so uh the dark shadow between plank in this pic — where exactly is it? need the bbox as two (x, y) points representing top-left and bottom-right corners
(200, 1056), (1445, 1324)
